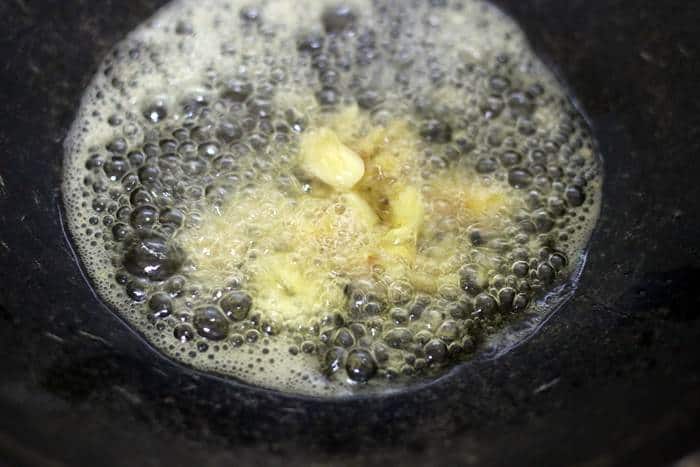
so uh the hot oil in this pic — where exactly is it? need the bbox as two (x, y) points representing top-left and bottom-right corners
(62, 0), (602, 396)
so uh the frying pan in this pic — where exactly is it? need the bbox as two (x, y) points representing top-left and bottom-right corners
(1, 0), (699, 465)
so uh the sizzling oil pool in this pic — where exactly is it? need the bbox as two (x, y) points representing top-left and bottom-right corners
(62, 0), (602, 396)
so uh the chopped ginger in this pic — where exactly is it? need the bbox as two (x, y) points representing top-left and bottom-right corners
(300, 128), (365, 191)
(178, 106), (520, 324)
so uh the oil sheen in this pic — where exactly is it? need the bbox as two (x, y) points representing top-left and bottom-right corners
(62, 0), (603, 396)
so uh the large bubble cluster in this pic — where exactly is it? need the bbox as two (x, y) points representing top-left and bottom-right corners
(62, 0), (602, 396)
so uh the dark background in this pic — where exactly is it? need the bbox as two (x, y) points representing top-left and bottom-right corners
(0, 0), (699, 466)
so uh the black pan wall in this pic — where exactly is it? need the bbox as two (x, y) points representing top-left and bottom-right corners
(0, 1), (698, 465)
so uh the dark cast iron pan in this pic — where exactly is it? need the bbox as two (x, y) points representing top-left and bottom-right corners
(0, 0), (699, 466)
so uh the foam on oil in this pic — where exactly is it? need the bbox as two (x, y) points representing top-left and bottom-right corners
(62, 0), (602, 396)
